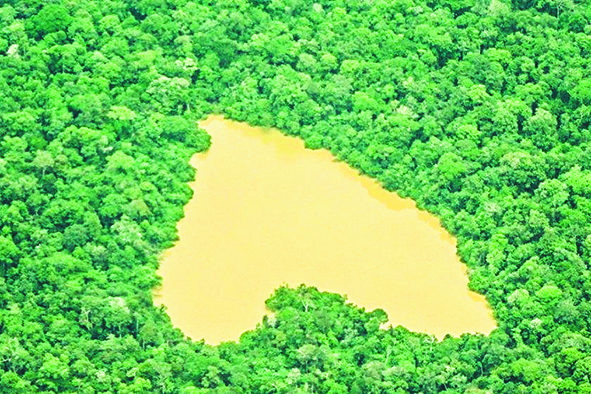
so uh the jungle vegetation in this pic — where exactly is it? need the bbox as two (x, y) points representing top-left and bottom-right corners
(1, 0), (591, 392)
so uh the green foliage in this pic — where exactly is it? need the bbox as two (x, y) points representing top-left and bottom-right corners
(28, 4), (72, 39)
(2, 0), (591, 392)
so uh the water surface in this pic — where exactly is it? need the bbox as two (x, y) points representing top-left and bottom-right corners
(155, 115), (496, 344)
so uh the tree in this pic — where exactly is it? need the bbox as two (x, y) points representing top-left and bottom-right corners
(32, 150), (54, 176)
(524, 108), (557, 150)
(28, 5), (72, 39)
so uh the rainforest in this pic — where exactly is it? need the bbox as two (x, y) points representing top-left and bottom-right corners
(1, 0), (591, 392)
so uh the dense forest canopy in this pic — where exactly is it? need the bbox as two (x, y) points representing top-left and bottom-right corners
(1, 0), (591, 392)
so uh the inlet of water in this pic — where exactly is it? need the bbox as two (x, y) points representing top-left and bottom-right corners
(155, 115), (496, 344)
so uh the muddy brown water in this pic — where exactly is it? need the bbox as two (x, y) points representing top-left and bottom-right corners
(155, 115), (496, 344)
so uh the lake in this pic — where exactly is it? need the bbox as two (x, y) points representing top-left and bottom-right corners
(155, 115), (496, 344)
